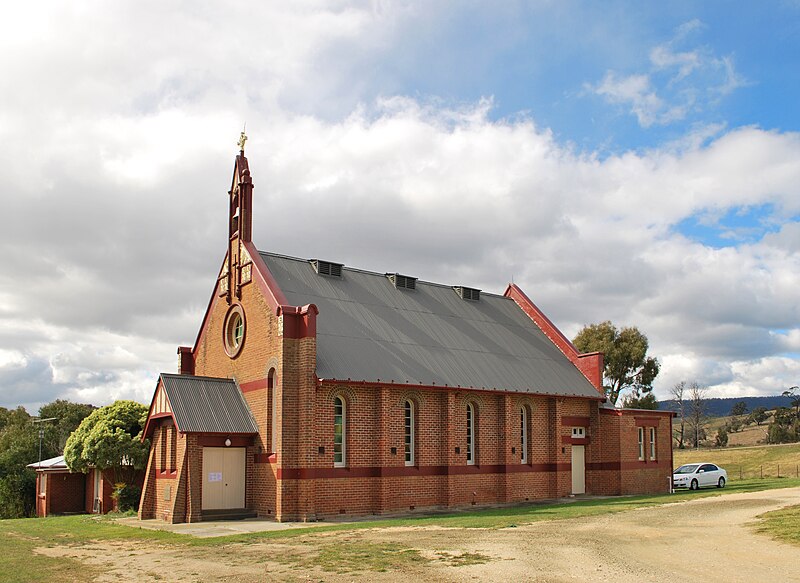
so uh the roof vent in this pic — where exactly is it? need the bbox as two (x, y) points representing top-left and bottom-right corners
(387, 273), (417, 290)
(311, 259), (343, 278)
(454, 286), (481, 301)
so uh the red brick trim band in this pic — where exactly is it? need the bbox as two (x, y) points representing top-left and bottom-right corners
(588, 460), (670, 471)
(634, 417), (662, 426)
(561, 416), (590, 427)
(155, 470), (178, 479)
(240, 378), (267, 393)
(273, 463), (573, 479)
(561, 435), (590, 445)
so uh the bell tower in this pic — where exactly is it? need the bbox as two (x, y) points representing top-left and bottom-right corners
(219, 131), (254, 304)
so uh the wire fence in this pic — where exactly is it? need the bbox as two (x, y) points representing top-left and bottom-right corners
(729, 465), (800, 480)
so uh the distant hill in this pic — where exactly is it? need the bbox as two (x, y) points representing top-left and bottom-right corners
(657, 395), (794, 417)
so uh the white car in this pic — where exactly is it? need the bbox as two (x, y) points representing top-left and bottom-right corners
(673, 463), (728, 490)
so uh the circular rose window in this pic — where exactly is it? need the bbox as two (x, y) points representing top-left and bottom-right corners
(223, 304), (246, 358)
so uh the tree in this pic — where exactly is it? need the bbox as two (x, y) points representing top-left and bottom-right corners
(64, 400), (150, 486)
(38, 400), (96, 454)
(0, 407), (39, 518)
(686, 382), (708, 449)
(671, 381), (687, 449)
(714, 425), (729, 447)
(748, 407), (768, 426)
(730, 401), (748, 418)
(767, 406), (799, 444)
(620, 392), (659, 410)
(572, 321), (659, 405)
(782, 387), (800, 418)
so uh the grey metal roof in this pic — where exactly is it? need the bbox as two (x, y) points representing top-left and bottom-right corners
(160, 374), (259, 434)
(260, 252), (601, 399)
(27, 455), (67, 470)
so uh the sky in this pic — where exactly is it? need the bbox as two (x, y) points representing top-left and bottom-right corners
(1, 1), (799, 411)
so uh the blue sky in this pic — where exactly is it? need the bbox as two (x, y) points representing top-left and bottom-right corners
(0, 1), (798, 410)
(302, 3), (800, 151)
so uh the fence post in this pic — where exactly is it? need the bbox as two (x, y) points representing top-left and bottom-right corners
(778, 464), (780, 478)
(739, 466), (742, 480)
(761, 465), (763, 479)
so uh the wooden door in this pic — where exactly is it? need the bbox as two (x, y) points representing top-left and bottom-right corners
(223, 448), (246, 508)
(202, 447), (246, 510)
(571, 445), (585, 495)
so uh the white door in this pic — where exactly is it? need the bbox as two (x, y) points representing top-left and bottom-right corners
(202, 447), (246, 509)
(93, 469), (101, 512)
(571, 445), (586, 495)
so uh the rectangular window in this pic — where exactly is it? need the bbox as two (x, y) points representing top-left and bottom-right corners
(466, 404), (475, 465)
(39, 473), (47, 495)
(404, 401), (414, 466)
(159, 426), (167, 471)
(334, 397), (345, 467)
(571, 427), (585, 439)
(520, 408), (528, 464)
(649, 427), (656, 460)
(638, 427), (645, 460)
(169, 425), (177, 471)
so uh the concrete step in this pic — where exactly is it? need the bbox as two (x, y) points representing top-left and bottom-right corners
(201, 508), (258, 521)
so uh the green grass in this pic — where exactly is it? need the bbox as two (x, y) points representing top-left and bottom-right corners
(756, 504), (800, 546)
(2, 476), (798, 581)
(674, 442), (800, 478)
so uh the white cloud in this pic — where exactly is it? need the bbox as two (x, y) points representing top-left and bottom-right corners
(588, 20), (747, 127)
(0, 3), (797, 411)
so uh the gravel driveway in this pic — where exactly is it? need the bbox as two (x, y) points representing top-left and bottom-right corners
(36, 487), (800, 582)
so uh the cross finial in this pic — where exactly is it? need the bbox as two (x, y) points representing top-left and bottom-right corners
(237, 126), (248, 152)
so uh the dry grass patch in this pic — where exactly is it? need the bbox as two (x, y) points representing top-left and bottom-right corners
(755, 504), (800, 546)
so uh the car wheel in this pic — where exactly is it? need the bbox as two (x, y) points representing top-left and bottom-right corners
(718, 477), (725, 488)
(690, 479), (698, 491)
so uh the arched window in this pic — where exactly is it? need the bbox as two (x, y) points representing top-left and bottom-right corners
(268, 368), (277, 454)
(334, 396), (346, 467)
(520, 407), (528, 464)
(404, 400), (415, 466)
(466, 403), (476, 465)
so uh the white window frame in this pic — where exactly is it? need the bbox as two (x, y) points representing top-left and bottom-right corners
(39, 472), (47, 495)
(649, 426), (656, 460)
(571, 426), (585, 438)
(466, 403), (476, 465)
(404, 400), (415, 466)
(520, 407), (528, 464)
(334, 396), (346, 467)
(638, 427), (645, 460)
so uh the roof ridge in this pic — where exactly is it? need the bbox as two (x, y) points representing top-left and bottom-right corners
(257, 249), (507, 297)
(160, 372), (236, 383)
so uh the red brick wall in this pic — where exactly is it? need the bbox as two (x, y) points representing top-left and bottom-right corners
(594, 409), (673, 496)
(48, 472), (86, 515)
(36, 471), (86, 517)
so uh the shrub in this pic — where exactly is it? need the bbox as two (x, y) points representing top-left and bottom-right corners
(112, 482), (142, 512)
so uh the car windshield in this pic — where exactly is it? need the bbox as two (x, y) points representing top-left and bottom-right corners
(674, 464), (699, 474)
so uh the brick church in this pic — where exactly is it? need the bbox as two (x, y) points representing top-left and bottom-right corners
(138, 138), (673, 523)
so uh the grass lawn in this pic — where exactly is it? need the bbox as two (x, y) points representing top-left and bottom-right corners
(2, 476), (799, 582)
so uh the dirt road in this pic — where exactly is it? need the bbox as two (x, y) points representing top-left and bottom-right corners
(37, 487), (800, 582)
